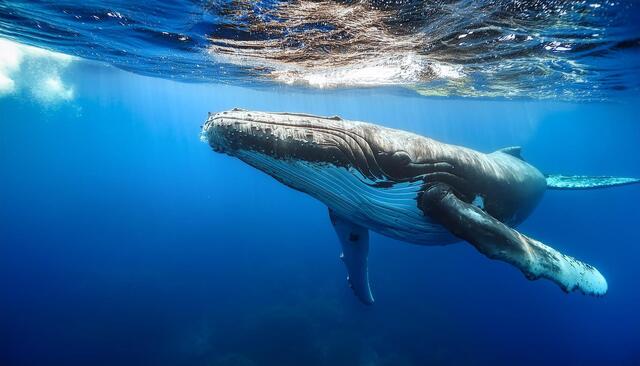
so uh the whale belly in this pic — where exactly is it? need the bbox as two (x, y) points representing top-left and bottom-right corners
(237, 151), (458, 245)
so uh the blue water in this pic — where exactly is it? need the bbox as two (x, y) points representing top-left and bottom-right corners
(1, 1), (640, 365)
(1, 61), (639, 365)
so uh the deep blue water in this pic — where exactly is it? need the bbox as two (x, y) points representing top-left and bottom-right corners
(1, 59), (640, 365)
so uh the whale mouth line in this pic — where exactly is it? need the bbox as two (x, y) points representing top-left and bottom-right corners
(204, 111), (370, 154)
(205, 112), (387, 180)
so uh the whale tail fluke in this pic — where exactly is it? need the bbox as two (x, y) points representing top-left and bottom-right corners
(545, 174), (640, 190)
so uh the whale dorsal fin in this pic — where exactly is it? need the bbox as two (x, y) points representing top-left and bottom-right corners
(329, 209), (374, 305)
(497, 146), (524, 160)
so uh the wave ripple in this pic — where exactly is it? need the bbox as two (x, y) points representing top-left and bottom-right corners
(0, 0), (638, 99)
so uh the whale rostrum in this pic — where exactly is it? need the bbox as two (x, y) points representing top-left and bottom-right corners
(202, 109), (639, 304)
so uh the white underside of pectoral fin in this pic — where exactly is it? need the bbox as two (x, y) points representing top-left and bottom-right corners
(522, 234), (608, 296)
(329, 209), (374, 305)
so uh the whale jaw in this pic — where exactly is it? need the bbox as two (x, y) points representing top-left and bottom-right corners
(201, 109), (355, 168)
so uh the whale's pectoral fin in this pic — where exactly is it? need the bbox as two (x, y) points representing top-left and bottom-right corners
(329, 209), (374, 305)
(420, 183), (607, 296)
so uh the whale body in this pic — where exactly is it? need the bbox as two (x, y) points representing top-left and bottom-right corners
(202, 109), (639, 304)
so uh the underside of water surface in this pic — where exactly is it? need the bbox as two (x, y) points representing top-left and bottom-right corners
(1, 0), (639, 99)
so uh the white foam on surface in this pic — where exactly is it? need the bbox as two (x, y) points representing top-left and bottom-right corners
(0, 38), (75, 103)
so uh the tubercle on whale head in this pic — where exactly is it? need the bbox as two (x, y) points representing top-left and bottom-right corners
(201, 109), (255, 152)
(201, 108), (371, 169)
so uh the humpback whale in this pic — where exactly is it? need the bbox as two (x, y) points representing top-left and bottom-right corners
(202, 109), (639, 304)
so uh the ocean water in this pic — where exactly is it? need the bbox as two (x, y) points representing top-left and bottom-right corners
(1, 2), (640, 366)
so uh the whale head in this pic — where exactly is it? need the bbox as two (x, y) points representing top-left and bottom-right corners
(201, 108), (438, 185)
